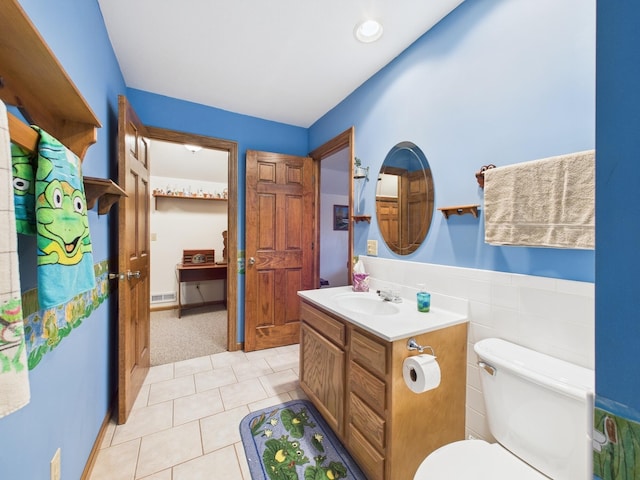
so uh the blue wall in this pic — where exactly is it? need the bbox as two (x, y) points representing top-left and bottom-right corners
(0, 1), (126, 479)
(1, 0), (616, 478)
(310, 0), (596, 283)
(595, 2), (640, 419)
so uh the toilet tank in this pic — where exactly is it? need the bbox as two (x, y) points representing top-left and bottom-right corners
(474, 338), (594, 480)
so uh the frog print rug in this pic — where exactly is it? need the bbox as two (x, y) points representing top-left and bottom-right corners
(240, 399), (365, 480)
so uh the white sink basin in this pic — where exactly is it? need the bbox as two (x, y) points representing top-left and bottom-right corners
(333, 292), (400, 316)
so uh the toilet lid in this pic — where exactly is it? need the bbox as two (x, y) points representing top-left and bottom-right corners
(414, 440), (549, 479)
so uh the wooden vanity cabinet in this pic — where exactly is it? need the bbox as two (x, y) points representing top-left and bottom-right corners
(299, 300), (467, 480)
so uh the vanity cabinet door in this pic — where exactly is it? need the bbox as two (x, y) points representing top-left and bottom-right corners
(300, 322), (345, 436)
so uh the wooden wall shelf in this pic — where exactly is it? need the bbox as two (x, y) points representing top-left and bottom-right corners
(438, 204), (480, 219)
(352, 215), (371, 223)
(1, 1), (116, 215)
(84, 177), (127, 215)
(152, 193), (227, 209)
(1, 0), (101, 160)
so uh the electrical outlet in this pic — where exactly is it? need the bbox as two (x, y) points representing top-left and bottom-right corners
(50, 448), (61, 480)
(367, 239), (378, 256)
(150, 232), (157, 241)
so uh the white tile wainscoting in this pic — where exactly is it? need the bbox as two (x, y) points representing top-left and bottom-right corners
(360, 256), (594, 441)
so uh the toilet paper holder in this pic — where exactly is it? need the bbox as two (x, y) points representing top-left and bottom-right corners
(407, 337), (435, 356)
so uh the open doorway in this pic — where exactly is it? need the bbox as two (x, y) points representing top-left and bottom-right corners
(144, 127), (239, 365)
(319, 149), (350, 288)
(148, 139), (228, 364)
(309, 127), (355, 288)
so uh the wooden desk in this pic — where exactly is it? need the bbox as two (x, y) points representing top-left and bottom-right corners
(176, 263), (227, 318)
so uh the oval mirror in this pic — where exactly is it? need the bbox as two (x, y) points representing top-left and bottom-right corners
(376, 142), (434, 255)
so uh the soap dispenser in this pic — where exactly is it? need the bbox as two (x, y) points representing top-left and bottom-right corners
(417, 284), (430, 312)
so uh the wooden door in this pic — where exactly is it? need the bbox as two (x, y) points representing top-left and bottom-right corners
(376, 197), (399, 246)
(117, 95), (151, 424)
(402, 170), (429, 254)
(244, 150), (314, 351)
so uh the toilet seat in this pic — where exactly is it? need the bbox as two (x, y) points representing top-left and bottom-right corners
(413, 440), (549, 479)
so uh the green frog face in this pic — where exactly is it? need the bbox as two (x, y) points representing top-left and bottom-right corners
(11, 147), (36, 234)
(306, 457), (348, 480)
(281, 407), (316, 438)
(263, 436), (309, 480)
(36, 179), (91, 266)
(12, 155), (34, 197)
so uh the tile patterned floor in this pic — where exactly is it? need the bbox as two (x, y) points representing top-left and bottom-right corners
(90, 344), (304, 479)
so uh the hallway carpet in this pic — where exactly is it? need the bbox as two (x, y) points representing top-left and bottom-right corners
(150, 305), (227, 365)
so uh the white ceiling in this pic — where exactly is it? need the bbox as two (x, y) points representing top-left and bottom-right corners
(150, 139), (228, 183)
(97, 0), (464, 128)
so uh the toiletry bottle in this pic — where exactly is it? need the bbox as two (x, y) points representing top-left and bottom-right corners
(417, 284), (430, 312)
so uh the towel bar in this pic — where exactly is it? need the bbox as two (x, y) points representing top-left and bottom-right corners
(475, 164), (496, 188)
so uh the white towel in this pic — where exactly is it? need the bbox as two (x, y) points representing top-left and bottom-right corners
(484, 150), (595, 249)
(0, 100), (31, 417)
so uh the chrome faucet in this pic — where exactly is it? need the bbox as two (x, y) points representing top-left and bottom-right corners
(377, 289), (403, 303)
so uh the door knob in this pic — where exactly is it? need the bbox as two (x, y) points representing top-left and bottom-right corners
(108, 273), (124, 280)
(249, 257), (256, 265)
(127, 270), (141, 279)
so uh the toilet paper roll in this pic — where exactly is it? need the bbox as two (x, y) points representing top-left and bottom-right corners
(403, 354), (441, 393)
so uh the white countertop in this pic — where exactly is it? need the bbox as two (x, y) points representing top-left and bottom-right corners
(297, 286), (468, 342)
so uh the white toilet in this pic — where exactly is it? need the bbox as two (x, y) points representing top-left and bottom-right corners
(414, 338), (595, 480)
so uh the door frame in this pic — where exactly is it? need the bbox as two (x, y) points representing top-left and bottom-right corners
(309, 127), (355, 287)
(145, 126), (240, 351)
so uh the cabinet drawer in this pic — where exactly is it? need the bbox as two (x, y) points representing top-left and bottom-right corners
(351, 329), (386, 378)
(301, 302), (345, 347)
(349, 392), (385, 451)
(348, 425), (385, 480)
(350, 361), (386, 416)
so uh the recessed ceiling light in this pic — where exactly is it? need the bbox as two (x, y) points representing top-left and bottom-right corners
(354, 19), (383, 43)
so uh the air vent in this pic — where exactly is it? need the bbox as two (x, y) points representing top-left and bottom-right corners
(150, 292), (176, 304)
